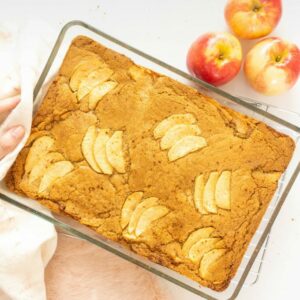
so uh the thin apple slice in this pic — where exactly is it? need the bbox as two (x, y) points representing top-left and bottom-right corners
(168, 136), (207, 162)
(25, 131), (49, 147)
(121, 192), (144, 229)
(128, 65), (151, 81)
(77, 68), (114, 100)
(182, 227), (215, 256)
(25, 136), (54, 174)
(28, 152), (64, 184)
(252, 170), (282, 185)
(89, 81), (118, 110)
(106, 131), (125, 173)
(82, 125), (102, 173)
(135, 205), (169, 237)
(199, 249), (227, 280)
(203, 172), (219, 214)
(128, 65), (143, 81)
(160, 124), (201, 150)
(194, 174), (208, 215)
(153, 113), (197, 139)
(69, 59), (104, 92)
(127, 197), (159, 234)
(38, 161), (74, 193)
(188, 238), (221, 263)
(71, 57), (105, 75)
(94, 129), (113, 175)
(215, 171), (231, 210)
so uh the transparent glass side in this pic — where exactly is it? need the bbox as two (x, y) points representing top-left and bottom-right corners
(0, 21), (299, 300)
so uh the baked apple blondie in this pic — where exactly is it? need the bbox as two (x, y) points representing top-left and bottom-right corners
(6, 36), (295, 291)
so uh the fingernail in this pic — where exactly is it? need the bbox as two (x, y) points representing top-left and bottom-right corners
(10, 126), (25, 139)
(14, 98), (21, 105)
(11, 98), (21, 107)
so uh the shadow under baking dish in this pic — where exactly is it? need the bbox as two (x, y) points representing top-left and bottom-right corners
(1, 21), (300, 300)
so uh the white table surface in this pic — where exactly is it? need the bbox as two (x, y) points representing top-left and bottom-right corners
(1, 1), (299, 299)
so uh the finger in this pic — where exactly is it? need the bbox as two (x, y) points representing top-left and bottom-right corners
(0, 125), (25, 160)
(0, 97), (20, 114)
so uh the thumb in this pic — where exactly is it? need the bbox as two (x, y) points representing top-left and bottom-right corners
(0, 126), (25, 160)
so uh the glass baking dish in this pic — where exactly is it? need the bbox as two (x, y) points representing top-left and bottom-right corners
(0, 21), (299, 300)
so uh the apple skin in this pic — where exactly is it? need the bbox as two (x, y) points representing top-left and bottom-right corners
(225, 0), (282, 39)
(187, 32), (242, 86)
(244, 37), (300, 96)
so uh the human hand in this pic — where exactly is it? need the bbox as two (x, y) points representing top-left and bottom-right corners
(0, 97), (25, 160)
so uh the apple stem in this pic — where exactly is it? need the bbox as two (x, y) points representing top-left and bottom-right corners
(275, 56), (281, 62)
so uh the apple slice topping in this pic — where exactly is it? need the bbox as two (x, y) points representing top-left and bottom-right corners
(182, 227), (228, 281)
(135, 205), (169, 237)
(24, 136), (75, 193)
(160, 124), (201, 150)
(153, 113), (197, 139)
(81, 127), (126, 174)
(89, 81), (117, 109)
(81, 125), (102, 173)
(121, 193), (169, 239)
(168, 136), (207, 162)
(199, 249), (227, 281)
(38, 161), (74, 193)
(128, 65), (152, 81)
(70, 59), (104, 92)
(194, 174), (208, 215)
(203, 172), (219, 214)
(106, 131), (126, 174)
(182, 227), (215, 256)
(128, 65), (154, 101)
(154, 114), (207, 161)
(28, 152), (64, 184)
(127, 197), (159, 234)
(69, 58), (118, 109)
(188, 238), (221, 263)
(215, 171), (231, 210)
(193, 171), (232, 214)
(94, 129), (113, 175)
(25, 136), (55, 174)
(121, 192), (144, 229)
(251, 170), (281, 185)
(77, 68), (113, 100)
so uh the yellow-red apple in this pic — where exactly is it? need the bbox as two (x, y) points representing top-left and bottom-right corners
(187, 32), (242, 86)
(244, 37), (300, 95)
(225, 0), (282, 39)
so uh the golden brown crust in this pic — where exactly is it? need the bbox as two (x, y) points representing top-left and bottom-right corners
(5, 36), (295, 291)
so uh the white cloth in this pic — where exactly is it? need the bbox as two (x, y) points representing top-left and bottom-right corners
(0, 22), (57, 300)
(0, 202), (57, 300)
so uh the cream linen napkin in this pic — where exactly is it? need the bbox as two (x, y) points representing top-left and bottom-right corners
(0, 21), (57, 300)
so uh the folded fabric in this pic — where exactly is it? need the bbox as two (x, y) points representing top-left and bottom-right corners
(0, 201), (57, 300)
(0, 21), (57, 300)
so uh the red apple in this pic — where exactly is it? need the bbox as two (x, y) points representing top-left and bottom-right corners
(187, 32), (242, 86)
(244, 37), (300, 95)
(225, 0), (282, 39)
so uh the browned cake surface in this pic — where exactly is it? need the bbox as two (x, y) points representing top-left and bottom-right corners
(6, 36), (295, 291)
